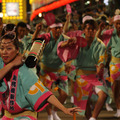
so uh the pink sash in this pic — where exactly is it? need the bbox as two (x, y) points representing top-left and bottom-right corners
(74, 74), (103, 111)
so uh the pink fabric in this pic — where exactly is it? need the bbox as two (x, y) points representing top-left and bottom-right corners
(114, 15), (120, 21)
(66, 4), (72, 13)
(38, 33), (51, 44)
(82, 15), (93, 23)
(41, 72), (68, 89)
(57, 42), (79, 62)
(66, 30), (84, 38)
(102, 29), (114, 46)
(2, 115), (37, 120)
(57, 36), (87, 62)
(74, 80), (93, 111)
(1, 67), (24, 114)
(34, 91), (53, 112)
(45, 72), (58, 88)
(80, 74), (103, 86)
(76, 36), (87, 47)
(71, 65), (76, 71)
(74, 74), (103, 111)
(44, 13), (55, 26)
(49, 23), (63, 28)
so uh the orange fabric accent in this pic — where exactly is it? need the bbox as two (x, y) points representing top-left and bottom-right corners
(111, 56), (120, 63)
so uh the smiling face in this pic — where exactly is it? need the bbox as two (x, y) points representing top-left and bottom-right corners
(0, 39), (19, 64)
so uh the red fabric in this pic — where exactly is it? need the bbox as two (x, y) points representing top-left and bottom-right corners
(44, 13), (55, 26)
(102, 29), (114, 46)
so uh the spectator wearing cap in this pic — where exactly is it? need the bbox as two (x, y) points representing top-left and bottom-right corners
(97, 14), (120, 118)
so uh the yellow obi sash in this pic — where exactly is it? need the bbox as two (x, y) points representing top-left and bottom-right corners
(111, 56), (120, 63)
(5, 110), (37, 119)
(76, 69), (96, 75)
(40, 62), (65, 72)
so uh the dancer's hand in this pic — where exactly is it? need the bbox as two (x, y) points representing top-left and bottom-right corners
(63, 107), (81, 116)
(11, 53), (23, 67)
(36, 23), (42, 33)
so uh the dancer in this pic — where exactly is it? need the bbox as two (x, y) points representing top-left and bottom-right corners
(32, 20), (70, 120)
(58, 19), (107, 120)
(97, 14), (120, 117)
(0, 32), (80, 119)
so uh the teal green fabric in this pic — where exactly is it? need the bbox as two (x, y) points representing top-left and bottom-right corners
(75, 37), (106, 70)
(18, 41), (24, 54)
(107, 29), (120, 58)
(14, 116), (31, 120)
(67, 60), (76, 81)
(41, 32), (66, 69)
(22, 33), (33, 51)
(17, 64), (50, 110)
(0, 58), (51, 112)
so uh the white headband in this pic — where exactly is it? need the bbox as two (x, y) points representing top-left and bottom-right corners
(49, 23), (63, 28)
(82, 15), (93, 23)
(114, 15), (120, 22)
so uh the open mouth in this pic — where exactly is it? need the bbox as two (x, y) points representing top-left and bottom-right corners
(3, 56), (9, 60)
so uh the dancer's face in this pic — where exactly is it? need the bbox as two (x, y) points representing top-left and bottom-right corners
(84, 24), (96, 40)
(0, 39), (19, 64)
(51, 27), (63, 40)
(114, 20), (120, 33)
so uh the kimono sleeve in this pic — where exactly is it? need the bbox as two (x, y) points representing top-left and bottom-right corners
(101, 29), (114, 46)
(19, 64), (53, 112)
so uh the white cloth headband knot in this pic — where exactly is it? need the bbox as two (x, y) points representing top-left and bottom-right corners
(82, 16), (93, 23)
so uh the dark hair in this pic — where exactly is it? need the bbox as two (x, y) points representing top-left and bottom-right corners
(1, 24), (16, 36)
(54, 19), (62, 24)
(15, 21), (27, 38)
(83, 19), (98, 30)
(16, 22), (27, 28)
(0, 32), (19, 50)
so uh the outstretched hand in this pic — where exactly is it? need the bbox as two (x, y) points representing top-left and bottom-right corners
(67, 37), (77, 46)
(63, 107), (81, 116)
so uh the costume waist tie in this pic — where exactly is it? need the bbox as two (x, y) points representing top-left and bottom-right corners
(40, 62), (65, 72)
(76, 69), (96, 75)
(111, 56), (120, 63)
(4, 110), (37, 119)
